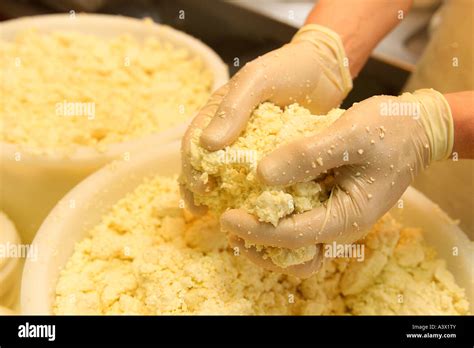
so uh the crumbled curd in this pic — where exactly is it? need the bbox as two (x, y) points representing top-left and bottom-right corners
(53, 176), (469, 315)
(183, 102), (342, 267)
(186, 102), (342, 226)
(0, 29), (213, 153)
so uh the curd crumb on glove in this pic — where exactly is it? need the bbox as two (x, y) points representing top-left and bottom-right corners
(54, 176), (470, 315)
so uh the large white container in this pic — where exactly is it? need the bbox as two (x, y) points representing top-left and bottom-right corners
(20, 141), (473, 314)
(0, 212), (22, 311)
(0, 14), (229, 243)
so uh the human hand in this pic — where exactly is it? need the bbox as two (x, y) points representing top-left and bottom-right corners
(221, 89), (454, 277)
(180, 24), (352, 212)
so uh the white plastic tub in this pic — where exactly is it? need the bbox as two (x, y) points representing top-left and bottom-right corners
(20, 141), (473, 314)
(0, 212), (22, 311)
(0, 13), (229, 243)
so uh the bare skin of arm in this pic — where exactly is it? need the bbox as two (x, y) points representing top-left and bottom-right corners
(307, 1), (474, 159)
(445, 91), (474, 159)
(306, 0), (413, 77)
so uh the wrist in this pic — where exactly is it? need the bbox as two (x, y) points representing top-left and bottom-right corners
(445, 91), (474, 159)
(306, 0), (413, 78)
(291, 24), (353, 97)
(305, 13), (367, 78)
(402, 89), (454, 162)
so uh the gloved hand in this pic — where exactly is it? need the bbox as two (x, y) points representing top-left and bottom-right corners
(221, 89), (454, 277)
(180, 24), (352, 212)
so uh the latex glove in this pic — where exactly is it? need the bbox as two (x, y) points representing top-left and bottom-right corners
(180, 24), (352, 211)
(221, 89), (454, 277)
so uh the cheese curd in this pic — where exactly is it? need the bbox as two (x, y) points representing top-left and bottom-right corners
(183, 102), (342, 268)
(249, 241), (318, 268)
(0, 29), (213, 153)
(53, 176), (469, 315)
(186, 102), (342, 226)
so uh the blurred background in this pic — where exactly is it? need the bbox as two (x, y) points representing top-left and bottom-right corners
(0, 0), (443, 108)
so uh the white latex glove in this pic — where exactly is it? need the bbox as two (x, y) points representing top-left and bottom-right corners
(221, 89), (454, 277)
(180, 24), (352, 211)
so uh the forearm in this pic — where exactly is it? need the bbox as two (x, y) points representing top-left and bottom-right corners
(445, 91), (474, 159)
(306, 0), (413, 78)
